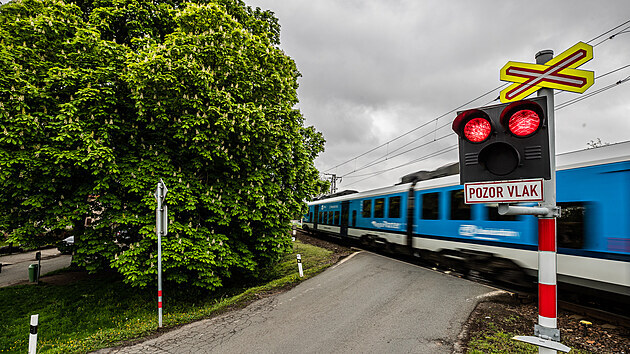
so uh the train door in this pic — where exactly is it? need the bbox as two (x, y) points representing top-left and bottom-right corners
(314, 205), (320, 231)
(406, 186), (416, 248)
(340, 201), (350, 237)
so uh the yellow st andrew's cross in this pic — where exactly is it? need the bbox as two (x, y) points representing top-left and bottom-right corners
(499, 42), (594, 103)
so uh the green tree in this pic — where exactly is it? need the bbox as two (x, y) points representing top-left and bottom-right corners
(0, 0), (325, 290)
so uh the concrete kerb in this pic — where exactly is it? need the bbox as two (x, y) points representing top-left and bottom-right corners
(0, 248), (61, 266)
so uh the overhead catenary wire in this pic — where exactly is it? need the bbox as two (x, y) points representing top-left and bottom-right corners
(342, 144), (458, 187)
(556, 74), (630, 110)
(323, 83), (509, 174)
(339, 71), (630, 186)
(593, 63), (630, 80)
(344, 142), (457, 179)
(341, 64), (630, 179)
(327, 19), (630, 188)
(553, 64), (630, 109)
(338, 69), (630, 183)
(588, 19), (630, 47)
(343, 66), (630, 185)
(341, 127), (454, 177)
(553, 63), (630, 97)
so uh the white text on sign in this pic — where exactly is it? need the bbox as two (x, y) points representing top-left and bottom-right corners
(464, 179), (544, 204)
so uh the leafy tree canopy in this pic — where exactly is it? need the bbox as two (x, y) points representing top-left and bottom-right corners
(0, 0), (325, 290)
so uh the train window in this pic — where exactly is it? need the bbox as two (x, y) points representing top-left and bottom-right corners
(318, 212), (323, 223)
(334, 211), (340, 225)
(328, 211), (333, 225)
(486, 205), (517, 221)
(421, 193), (439, 220)
(352, 210), (357, 227)
(362, 200), (372, 218)
(450, 190), (471, 220)
(309, 212), (313, 222)
(557, 202), (585, 249)
(388, 196), (401, 218)
(374, 198), (385, 218)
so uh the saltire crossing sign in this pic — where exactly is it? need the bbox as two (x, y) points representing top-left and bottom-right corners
(499, 42), (594, 103)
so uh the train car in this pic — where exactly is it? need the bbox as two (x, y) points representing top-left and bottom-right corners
(303, 141), (630, 296)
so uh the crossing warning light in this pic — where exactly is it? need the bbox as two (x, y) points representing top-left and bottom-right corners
(452, 96), (551, 184)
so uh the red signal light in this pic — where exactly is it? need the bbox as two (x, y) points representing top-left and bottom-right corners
(508, 109), (540, 137)
(463, 117), (492, 143)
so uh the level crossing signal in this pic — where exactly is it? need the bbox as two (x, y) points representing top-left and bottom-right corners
(452, 96), (550, 184)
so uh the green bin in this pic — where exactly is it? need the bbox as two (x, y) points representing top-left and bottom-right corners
(28, 263), (39, 282)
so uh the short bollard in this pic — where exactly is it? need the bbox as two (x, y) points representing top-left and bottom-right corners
(28, 314), (38, 354)
(296, 254), (303, 277)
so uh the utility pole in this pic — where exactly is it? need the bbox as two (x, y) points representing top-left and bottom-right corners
(323, 173), (342, 194)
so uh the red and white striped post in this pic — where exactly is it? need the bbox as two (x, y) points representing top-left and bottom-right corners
(536, 49), (560, 354)
(538, 218), (557, 329)
(534, 50), (566, 354)
(158, 289), (163, 314)
(513, 49), (570, 353)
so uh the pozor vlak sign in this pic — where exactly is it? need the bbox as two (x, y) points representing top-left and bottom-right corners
(464, 179), (543, 204)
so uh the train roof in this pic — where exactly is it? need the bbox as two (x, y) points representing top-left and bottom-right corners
(309, 140), (630, 206)
(556, 140), (630, 171)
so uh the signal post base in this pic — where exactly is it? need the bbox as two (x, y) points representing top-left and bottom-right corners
(513, 335), (571, 353)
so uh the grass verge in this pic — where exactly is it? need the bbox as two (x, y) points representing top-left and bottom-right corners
(0, 241), (333, 353)
(466, 312), (592, 354)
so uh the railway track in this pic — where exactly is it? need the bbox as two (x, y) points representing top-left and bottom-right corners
(415, 255), (630, 327)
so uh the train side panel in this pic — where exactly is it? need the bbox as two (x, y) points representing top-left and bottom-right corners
(556, 161), (630, 294)
(349, 191), (409, 246)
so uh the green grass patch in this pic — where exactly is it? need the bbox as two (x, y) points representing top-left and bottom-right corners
(467, 326), (537, 353)
(466, 321), (592, 354)
(0, 240), (333, 353)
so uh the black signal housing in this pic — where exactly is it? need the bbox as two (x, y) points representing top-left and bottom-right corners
(452, 96), (551, 184)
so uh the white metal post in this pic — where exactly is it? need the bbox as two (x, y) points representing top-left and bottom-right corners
(28, 314), (38, 354)
(155, 179), (168, 328)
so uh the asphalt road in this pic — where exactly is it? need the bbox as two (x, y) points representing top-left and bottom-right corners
(97, 251), (503, 354)
(0, 249), (72, 287)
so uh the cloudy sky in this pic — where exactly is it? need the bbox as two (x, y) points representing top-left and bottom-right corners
(2, 0), (629, 192)
(245, 0), (630, 191)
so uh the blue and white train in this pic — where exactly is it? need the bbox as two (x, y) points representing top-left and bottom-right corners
(304, 142), (630, 297)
